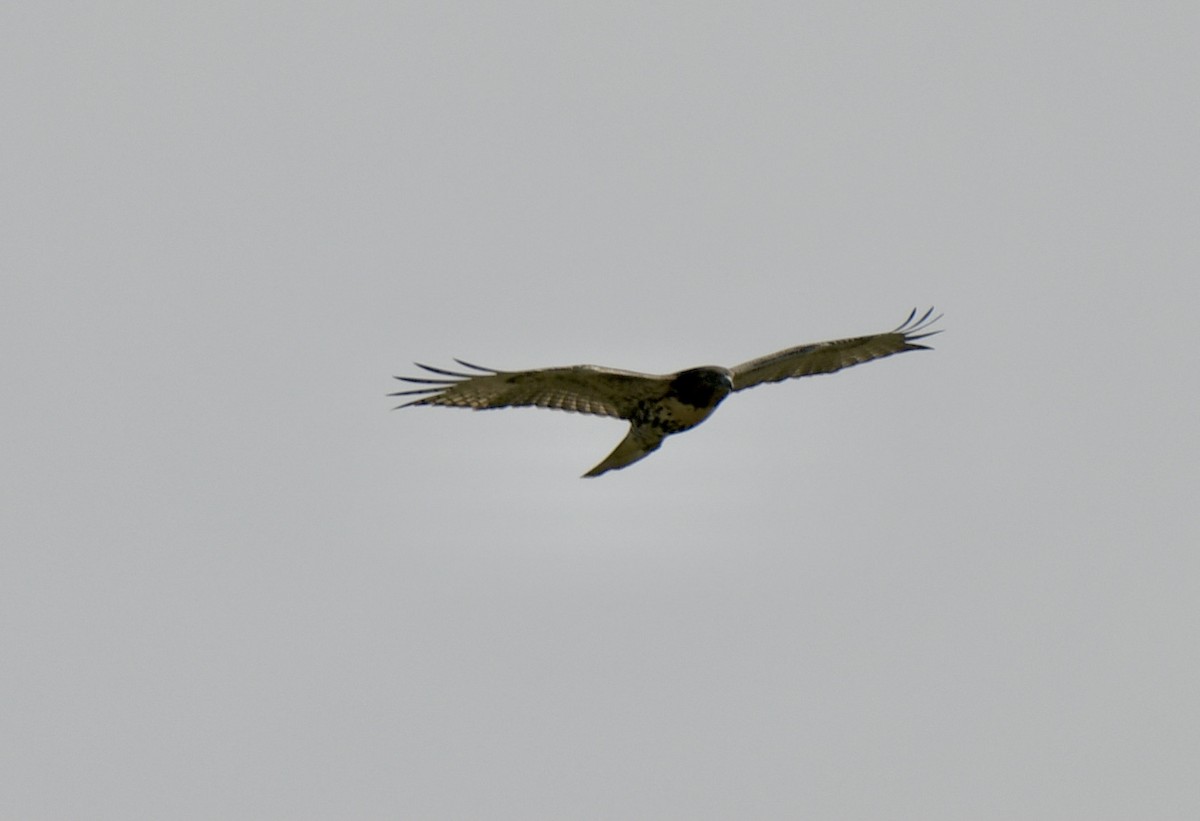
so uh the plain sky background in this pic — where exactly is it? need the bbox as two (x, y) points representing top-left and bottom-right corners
(4, 2), (1198, 819)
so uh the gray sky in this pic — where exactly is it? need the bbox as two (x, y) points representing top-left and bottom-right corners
(4, 2), (1198, 819)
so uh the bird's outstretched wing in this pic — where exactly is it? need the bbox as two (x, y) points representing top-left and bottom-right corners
(730, 307), (942, 392)
(390, 360), (667, 420)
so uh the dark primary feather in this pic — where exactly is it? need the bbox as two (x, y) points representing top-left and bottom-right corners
(730, 307), (941, 391)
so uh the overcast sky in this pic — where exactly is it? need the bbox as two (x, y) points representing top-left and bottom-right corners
(4, 3), (1198, 819)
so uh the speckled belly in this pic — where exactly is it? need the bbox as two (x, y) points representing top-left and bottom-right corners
(631, 397), (719, 434)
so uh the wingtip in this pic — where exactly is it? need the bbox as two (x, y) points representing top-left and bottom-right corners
(414, 362), (472, 378)
(895, 306), (943, 335)
(453, 359), (500, 373)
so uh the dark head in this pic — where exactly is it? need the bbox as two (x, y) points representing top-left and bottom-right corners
(669, 367), (734, 409)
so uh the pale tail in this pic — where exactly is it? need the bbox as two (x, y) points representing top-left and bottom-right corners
(583, 426), (665, 478)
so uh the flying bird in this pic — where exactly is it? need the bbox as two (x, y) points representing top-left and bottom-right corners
(392, 307), (941, 477)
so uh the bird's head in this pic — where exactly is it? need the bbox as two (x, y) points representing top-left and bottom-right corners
(669, 367), (734, 409)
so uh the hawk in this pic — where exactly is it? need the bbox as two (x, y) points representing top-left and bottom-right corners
(392, 307), (941, 477)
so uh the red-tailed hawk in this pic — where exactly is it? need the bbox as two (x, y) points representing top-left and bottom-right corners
(392, 308), (941, 477)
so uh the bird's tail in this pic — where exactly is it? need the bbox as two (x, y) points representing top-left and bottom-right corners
(583, 426), (665, 478)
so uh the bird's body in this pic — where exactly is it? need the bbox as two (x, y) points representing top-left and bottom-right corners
(392, 308), (940, 476)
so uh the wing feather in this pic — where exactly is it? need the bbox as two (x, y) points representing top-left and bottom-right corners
(731, 307), (942, 392)
(390, 363), (666, 420)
